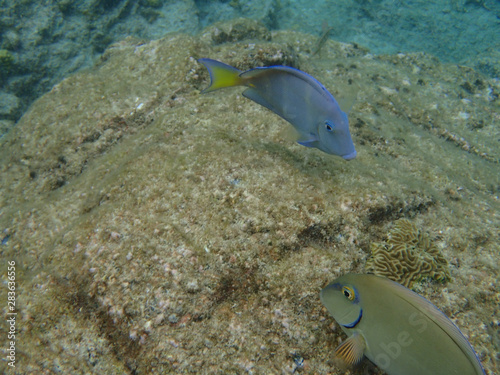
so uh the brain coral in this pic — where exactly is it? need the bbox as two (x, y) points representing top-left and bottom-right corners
(366, 219), (451, 288)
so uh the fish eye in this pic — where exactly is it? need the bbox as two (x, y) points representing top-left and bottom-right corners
(342, 286), (355, 301)
(325, 123), (333, 132)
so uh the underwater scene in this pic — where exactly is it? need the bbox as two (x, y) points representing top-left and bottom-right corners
(0, 0), (498, 374)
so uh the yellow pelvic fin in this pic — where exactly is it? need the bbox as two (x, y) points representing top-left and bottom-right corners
(334, 333), (366, 366)
(198, 58), (244, 93)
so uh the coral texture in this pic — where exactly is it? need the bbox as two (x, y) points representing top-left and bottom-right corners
(366, 219), (451, 287)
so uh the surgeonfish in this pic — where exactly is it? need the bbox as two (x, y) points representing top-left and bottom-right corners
(320, 273), (486, 375)
(198, 58), (357, 160)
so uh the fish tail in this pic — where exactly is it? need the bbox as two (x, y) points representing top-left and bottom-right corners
(198, 58), (243, 93)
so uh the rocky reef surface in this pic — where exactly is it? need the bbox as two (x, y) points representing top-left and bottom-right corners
(1, 0), (499, 127)
(0, 19), (498, 374)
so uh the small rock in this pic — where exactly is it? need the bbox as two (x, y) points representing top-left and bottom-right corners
(186, 280), (200, 293)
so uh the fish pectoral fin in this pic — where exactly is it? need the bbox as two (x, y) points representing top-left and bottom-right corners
(334, 332), (366, 366)
(297, 135), (318, 148)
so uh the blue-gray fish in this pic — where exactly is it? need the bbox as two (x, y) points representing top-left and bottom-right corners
(198, 58), (356, 160)
(320, 273), (485, 375)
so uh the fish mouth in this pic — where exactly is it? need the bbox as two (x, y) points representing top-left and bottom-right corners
(342, 150), (357, 161)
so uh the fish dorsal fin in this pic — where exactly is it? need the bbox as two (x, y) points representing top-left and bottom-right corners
(335, 332), (366, 366)
(378, 277), (486, 375)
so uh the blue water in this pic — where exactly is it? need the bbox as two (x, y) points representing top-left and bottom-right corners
(0, 0), (498, 126)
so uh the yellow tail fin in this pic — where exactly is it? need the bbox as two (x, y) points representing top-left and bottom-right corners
(198, 58), (243, 93)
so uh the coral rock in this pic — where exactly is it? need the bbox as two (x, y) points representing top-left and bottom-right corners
(366, 219), (451, 287)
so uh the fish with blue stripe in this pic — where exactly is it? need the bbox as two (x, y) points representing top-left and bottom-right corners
(320, 273), (486, 375)
(198, 58), (356, 160)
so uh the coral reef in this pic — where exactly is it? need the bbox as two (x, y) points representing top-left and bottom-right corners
(0, 20), (497, 374)
(366, 219), (451, 288)
(200, 18), (272, 45)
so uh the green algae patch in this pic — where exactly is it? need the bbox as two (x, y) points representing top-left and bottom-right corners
(0, 20), (498, 374)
